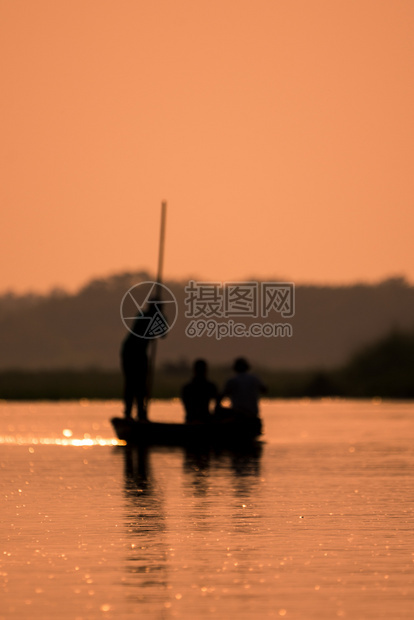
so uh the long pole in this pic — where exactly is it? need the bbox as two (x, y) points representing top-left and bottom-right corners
(156, 201), (167, 287)
(146, 201), (167, 412)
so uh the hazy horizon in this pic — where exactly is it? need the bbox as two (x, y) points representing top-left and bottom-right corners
(1, 267), (412, 297)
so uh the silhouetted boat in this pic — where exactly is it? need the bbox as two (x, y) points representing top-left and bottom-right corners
(111, 416), (262, 447)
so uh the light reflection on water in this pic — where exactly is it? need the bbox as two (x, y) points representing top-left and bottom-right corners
(0, 400), (414, 619)
(0, 436), (125, 446)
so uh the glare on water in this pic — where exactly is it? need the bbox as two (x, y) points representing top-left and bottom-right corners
(0, 399), (413, 619)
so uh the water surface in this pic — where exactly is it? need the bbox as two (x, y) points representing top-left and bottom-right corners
(1, 399), (413, 619)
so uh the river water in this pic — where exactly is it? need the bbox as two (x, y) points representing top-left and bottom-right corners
(1, 399), (413, 619)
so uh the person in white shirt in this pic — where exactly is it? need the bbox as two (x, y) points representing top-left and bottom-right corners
(218, 357), (267, 419)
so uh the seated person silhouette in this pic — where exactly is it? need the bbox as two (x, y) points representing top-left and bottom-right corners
(217, 357), (267, 420)
(121, 300), (163, 421)
(181, 359), (218, 423)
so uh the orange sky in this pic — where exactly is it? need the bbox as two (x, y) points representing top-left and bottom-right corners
(1, 0), (414, 293)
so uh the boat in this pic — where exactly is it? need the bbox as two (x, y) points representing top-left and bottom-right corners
(111, 416), (262, 447)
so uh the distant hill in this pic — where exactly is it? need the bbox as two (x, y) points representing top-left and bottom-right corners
(0, 273), (413, 370)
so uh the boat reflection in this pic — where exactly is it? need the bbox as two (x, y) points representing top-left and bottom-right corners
(122, 443), (263, 498)
(119, 445), (170, 606)
(116, 443), (266, 612)
(182, 444), (263, 497)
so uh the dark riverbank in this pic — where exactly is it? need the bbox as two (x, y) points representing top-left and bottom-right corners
(0, 366), (315, 401)
(1, 330), (413, 400)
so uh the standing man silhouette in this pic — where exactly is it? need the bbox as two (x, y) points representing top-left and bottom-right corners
(121, 303), (159, 421)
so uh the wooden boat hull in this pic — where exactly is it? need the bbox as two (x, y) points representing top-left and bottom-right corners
(111, 416), (262, 447)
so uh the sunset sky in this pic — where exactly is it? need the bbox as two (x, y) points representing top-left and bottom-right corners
(1, 0), (413, 293)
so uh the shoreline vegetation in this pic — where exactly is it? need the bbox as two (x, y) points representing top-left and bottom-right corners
(1, 274), (414, 373)
(1, 331), (413, 401)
